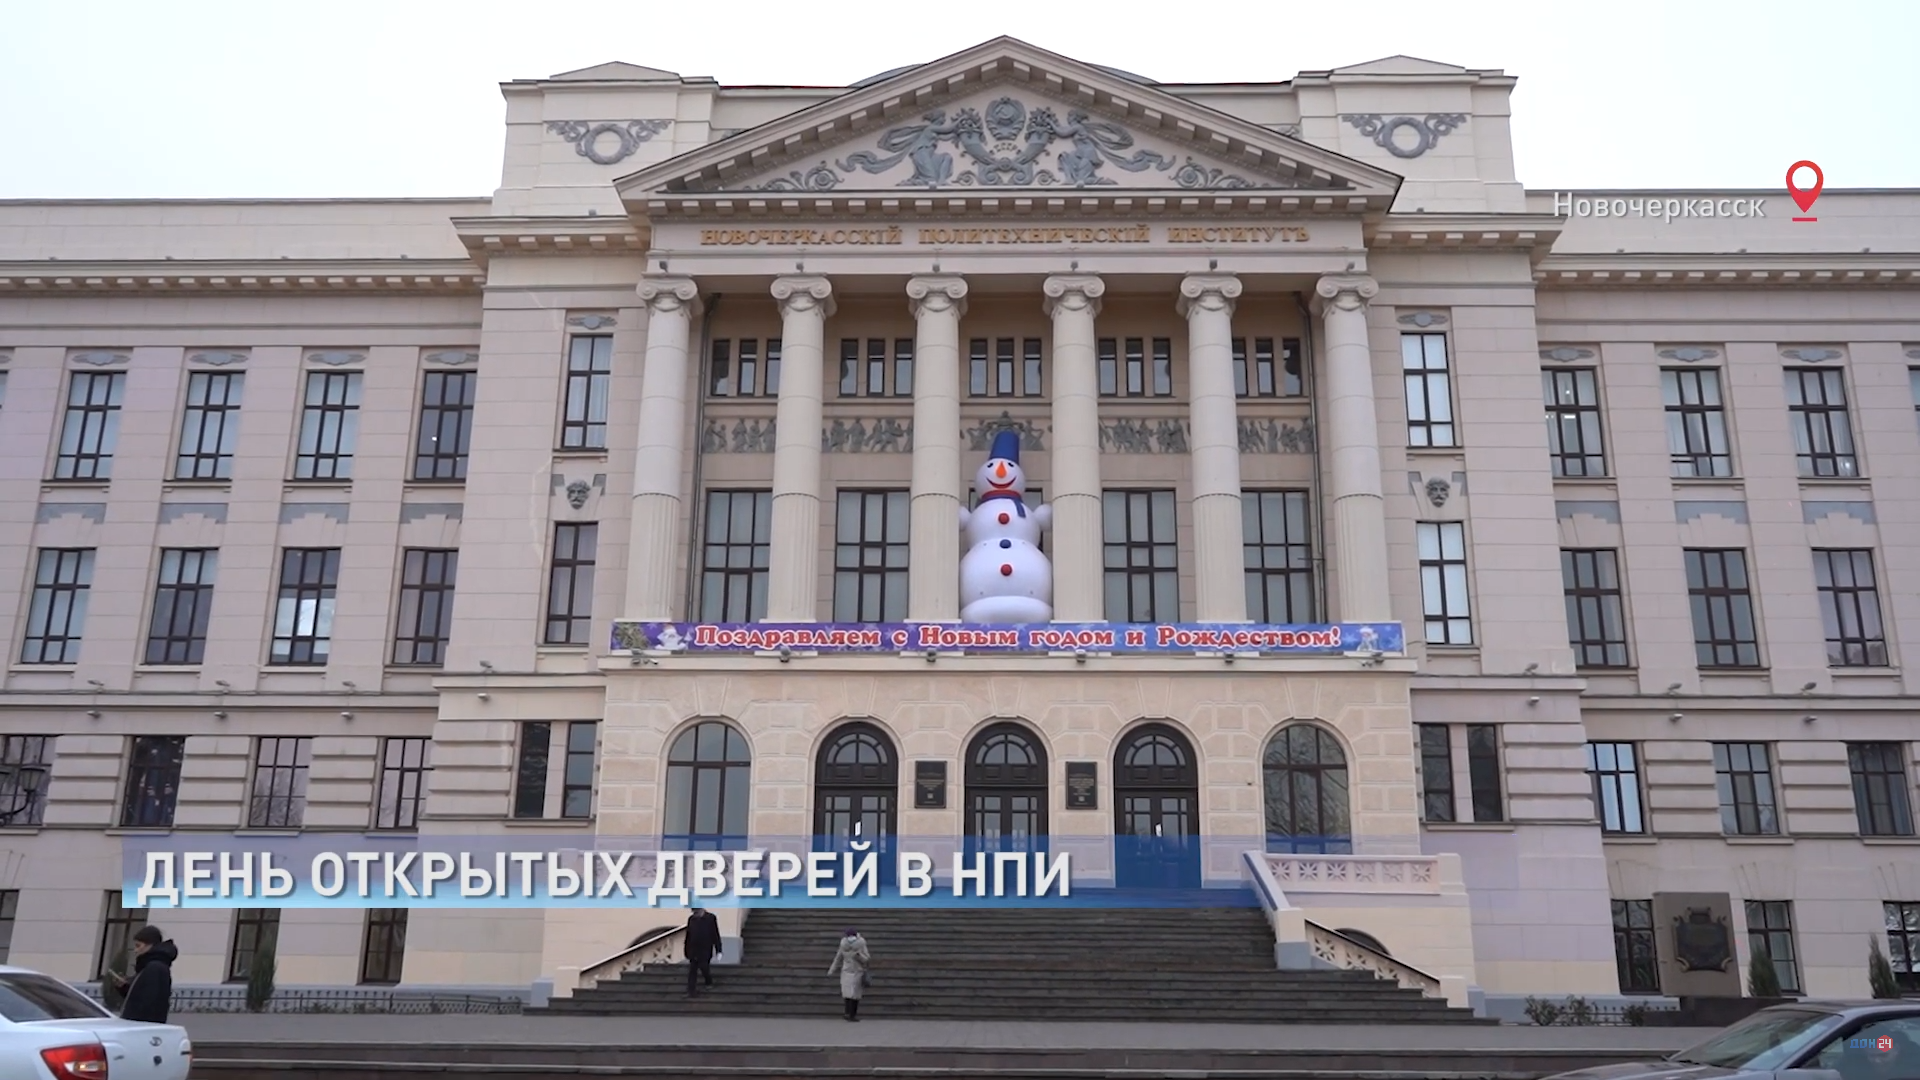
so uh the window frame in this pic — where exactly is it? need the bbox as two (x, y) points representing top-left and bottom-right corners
(1684, 548), (1761, 669)
(226, 908), (281, 983)
(1887, 901), (1920, 992)
(1744, 899), (1801, 995)
(1102, 489), (1180, 623)
(120, 735), (187, 829)
(1783, 366), (1859, 478)
(561, 721), (598, 820)
(544, 522), (598, 646)
(373, 737), (432, 831)
(52, 370), (126, 481)
(1847, 742), (1915, 838)
(1233, 337), (1303, 398)
(1713, 741), (1780, 836)
(22, 548), (95, 665)
(512, 722), (553, 819)
(95, 892), (147, 982)
(1561, 548), (1630, 668)
(0, 889), (17, 964)
(1095, 337), (1175, 399)
(392, 548), (458, 667)
(246, 736), (313, 830)
(1586, 741), (1646, 834)
(1401, 332), (1457, 448)
(1543, 367), (1608, 477)
(968, 337), (1046, 398)
(270, 548), (341, 666)
(559, 334), (613, 450)
(1465, 723), (1505, 823)
(662, 720), (753, 851)
(832, 489), (911, 623)
(358, 908), (408, 986)
(708, 337), (783, 398)
(0, 736), (53, 827)
(145, 548), (218, 666)
(1612, 899), (1660, 994)
(1417, 723), (1455, 823)
(837, 337), (913, 398)
(1662, 367), (1734, 478)
(698, 490), (773, 623)
(1812, 548), (1888, 667)
(175, 370), (244, 480)
(412, 369), (476, 482)
(291, 369), (363, 481)
(1416, 521), (1473, 646)
(1242, 489), (1316, 623)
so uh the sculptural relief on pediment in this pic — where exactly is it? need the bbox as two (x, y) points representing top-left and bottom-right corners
(720, 92), (1324, 194)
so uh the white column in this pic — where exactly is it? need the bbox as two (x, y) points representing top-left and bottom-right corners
(764, 275), (834, 622)
(1312, 274), (1392, 623)
(906, 274), (968, 621)
(1043, 274), (1106, 622)
(627, 275), (701, 620)
(1179, 273), (1248, 623)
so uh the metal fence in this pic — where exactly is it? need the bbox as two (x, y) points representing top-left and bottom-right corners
(85, 986), (524, 1015)
(1522, 995), (1683, 1026)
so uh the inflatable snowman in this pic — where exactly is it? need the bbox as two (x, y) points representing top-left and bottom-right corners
(957, 430), (1054, 624)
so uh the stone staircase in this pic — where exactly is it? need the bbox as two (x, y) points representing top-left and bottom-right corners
(537, 900), (1490, 1023)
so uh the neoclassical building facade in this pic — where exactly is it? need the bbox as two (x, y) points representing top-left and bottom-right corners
(0, 38), (1917, 1010)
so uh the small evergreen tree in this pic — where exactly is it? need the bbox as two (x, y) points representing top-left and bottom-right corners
(1868, 936), (1901, 1000)
(1747, 948), (1782, 997)
(245, 941), (277, 1012)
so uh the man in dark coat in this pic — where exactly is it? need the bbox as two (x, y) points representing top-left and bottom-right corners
(118, 926), (177, 1023)
(683, 908), (721, 996)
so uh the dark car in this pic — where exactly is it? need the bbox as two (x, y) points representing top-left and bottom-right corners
(1543, 1002), (1920, 1080)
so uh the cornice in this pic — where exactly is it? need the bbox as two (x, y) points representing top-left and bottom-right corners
(449, 215), (650, 262)
(0, 259), (484, 294)
(639, 191), (1387, 221)
(1367, 213), (1562, 260)
(1533, 252), (1920, 288)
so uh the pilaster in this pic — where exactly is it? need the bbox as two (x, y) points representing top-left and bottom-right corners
(625, 275), (700, 621)
(1312, 274), (1392, 624)
(906, 275), (968, 622)
(1043, 274), (1106, 623)
(1179, 274), (1247, 623)
(764, 275), (834, 622)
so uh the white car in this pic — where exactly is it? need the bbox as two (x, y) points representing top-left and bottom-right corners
(0, 964), (192, 1079)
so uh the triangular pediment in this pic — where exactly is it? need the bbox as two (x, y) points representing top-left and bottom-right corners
(1330, 55), (1471, 76)
(551, 61), (681, 82)
(618, 37), (1400, 213)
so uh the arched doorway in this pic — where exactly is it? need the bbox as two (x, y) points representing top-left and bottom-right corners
(1113, 723), (1201, 889)
(813, 721), (900, 883)
(1263, 724), (1352, 854)
(662, 720), (751, 850)
(965, 722), (1048, 854)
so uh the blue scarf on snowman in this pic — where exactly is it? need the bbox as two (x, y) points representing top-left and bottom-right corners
(976, 431), (1030, 518)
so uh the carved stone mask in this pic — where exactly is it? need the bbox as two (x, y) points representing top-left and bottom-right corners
(566, 481), (591, 510)
(1425, 478), (1451, 508)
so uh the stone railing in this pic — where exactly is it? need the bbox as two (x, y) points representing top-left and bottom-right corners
(1303, 918), (1445, 997)
(1264, 853), (1444, 894)
(566, 924), (687, 993)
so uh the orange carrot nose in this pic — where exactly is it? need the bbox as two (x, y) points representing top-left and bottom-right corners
(995, 463), (1007, 480)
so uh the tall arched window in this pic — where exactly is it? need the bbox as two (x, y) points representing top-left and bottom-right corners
(1263, 724), (1351, 854)
(965, 722), (1048, 851)
(1113, 723), (1200, 889)
(814, 721), (899, 850)
(663, 720), (751, 850)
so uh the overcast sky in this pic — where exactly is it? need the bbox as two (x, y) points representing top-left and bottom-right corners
(1, 0), (1910, 199)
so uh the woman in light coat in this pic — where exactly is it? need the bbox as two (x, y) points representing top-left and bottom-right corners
(827, 928), (871, 1021)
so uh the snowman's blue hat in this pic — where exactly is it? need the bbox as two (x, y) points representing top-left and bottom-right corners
(988, 430), (1022, 464)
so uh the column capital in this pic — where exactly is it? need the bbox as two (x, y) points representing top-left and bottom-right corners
(1176, 273), (1243, 320)
(1042, 273), (1105, 318)
(906, 274), (968, 319)
(1311, 274), (1379, 315)
(637, 275), (701, 317)
(771, 274), (835, 318)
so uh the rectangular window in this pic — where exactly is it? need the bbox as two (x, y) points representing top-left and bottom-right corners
(544, 523), (598, 645)
(699, 490), (772, 622)
(52, 371), (125, 480)
(1543, 368), (1607, 477)
(1684, 549), (1760, 668)
(1713, 742), (1779, 836)
(1417, 522), (1472, 645)
(708, 338), (781, 398)
(0, 736), (53, 827)
(392, 549), (458, 666)
(1784, 367), (1858, 477)
(176, 371), (244, 480)
(1466, 724), (1504, 823)
(969, 337), (1047, 397)
(96, 893), (147, 982)
(1417, 724), (1455, 823)
(0, 890), (16, 963)
(145, 548), (218, 666)
(1911, 368), (1920, 427)
(512, 722), (552, 819)
(837, 338), (912, 397)
(1662, 368), (1733, 477)
(412, 370), (475, 481)
(21, 548), (95, 665)
(359, 908), (407, 985)
(120, 735), (186, 829)
(226, 908), (280, 982)
(270, 548), (340, 665)
(1402, 333), (1456, 447)
(832, 490), (910, 622)
(292, 370), (362, 480)
(1745, 900), (1801, 995)
(374, 737), (432, 831)
(1151, 337), (1173, 396)
(1022, 338), (1042, 396)
(560, 335), (612, 449)
(562, 721), (597, 819)
(1242, 490), (1315, 623)
(1813, 548), (1887, 667)
(996, 338), (1015, 395)
(1102, 489), (1179, 622)
(1587, 742), (1645, 834)
(1097, 338), (1173, 398)
(1612, 899), (1659, 994)
(1888, 901), (1920, 992)
(1849, 742), (1915, 837)
(1234, 338), (1303, 398)
(247, 736), (312, 829)
(1097, 338), (1117, 396)
(1561, 548), (1629, 668)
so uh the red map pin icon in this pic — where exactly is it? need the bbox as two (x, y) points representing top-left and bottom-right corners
(1787, 160), (1823, 220)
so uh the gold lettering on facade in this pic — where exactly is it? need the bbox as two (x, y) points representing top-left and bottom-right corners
(698, 227), (905, 247)
(1164, 226), (1310, 243)
(695, 224), (1311, 247)
(915, 225), (1155, 245)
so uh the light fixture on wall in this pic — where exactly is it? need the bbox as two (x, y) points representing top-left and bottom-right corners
(1665, 682), (1684, 695)
(479, 660), (495, 672)
(86, 679), (105, 690)
(1668, 712), (1683, 722)
(778, 646), (792, 664)
(1803, 714), (1818, 724)
(213, 710), (228, 720)
(1223, 654), (1235, 665)
(924, 649), (938, 664)
(1073, 648), (1087, 664)
(476, 692), (490, 702)
(1800, 681), (1819, 694)
(1523, 662), (1539, 676)
(85, 709), (101, 719)
(340, 710), (354, 721)
(1527, 696), (1540, 706)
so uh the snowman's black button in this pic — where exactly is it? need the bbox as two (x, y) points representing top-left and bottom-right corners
(999, 539), (1011, 549)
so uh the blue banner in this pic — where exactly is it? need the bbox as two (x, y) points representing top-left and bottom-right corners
(612, 620), (1402, 656)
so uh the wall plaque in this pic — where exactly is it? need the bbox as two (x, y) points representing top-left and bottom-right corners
(1651, 891), (1740, 998)
(914, 761), (947, 809)
(1065, 762), (1098, 810)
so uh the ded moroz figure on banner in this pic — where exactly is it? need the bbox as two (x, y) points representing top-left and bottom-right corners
(958, 431), (1053, 624)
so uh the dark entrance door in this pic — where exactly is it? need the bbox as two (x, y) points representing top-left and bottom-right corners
(813, 722), (899, 885)
(1113, 724), (1201, 889)
(965, 722), (1049, 855)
